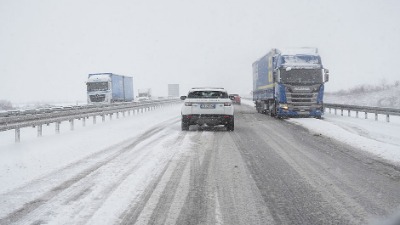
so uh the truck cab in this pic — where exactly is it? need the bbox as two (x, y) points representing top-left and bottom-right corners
(272, 49), (329, 118)
(87, 74), (112, 103)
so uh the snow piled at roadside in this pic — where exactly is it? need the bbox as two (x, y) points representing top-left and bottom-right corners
(241, 99), (400, 165)
(289, 114), (400, 165)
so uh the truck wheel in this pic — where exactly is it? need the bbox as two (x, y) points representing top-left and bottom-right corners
(181, 120), (189, 131)
(270, 107), (276, 117)
(270, 101), (277, 117)
(226, 120), (234, 131)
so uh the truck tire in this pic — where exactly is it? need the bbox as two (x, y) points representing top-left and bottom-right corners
(270, 106), (276, 117)
(226, 119), (234, 131)
(270, 101), (277, 117)
(181, 120), (189, 131)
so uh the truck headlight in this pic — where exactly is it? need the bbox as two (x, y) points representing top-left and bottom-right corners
(279, 104), (289, 110)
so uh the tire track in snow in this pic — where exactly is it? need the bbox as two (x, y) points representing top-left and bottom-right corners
(119, 131), (190, 225)
(0, 118), (180, 225)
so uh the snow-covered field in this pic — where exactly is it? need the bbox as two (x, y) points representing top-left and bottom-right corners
(325, 86), (400, 108)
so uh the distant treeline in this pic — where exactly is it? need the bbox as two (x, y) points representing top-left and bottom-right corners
(0, 100), (13, 110)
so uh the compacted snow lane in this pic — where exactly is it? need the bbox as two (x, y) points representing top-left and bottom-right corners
(120, 105), (400, 224)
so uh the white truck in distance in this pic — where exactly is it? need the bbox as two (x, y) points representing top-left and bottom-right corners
(137, 88), (152, 102)
(86, 73), (134, 104)
(180, 88), (235, 131)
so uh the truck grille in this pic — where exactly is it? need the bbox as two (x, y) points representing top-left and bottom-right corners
(285, 85), (320, 111)
(90, 94), (106, 102)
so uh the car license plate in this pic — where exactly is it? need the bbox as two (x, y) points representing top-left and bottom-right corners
(200, 104), (215, 109)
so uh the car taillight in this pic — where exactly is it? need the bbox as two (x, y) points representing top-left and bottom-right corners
(185, 102), (192, 106)
(224, 102), (232, 106)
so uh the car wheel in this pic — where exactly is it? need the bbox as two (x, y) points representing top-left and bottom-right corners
(181, 120), (189, 131)
(226, 119), (234, 131)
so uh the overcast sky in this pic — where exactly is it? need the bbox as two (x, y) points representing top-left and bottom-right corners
(1, 0), (399, 103)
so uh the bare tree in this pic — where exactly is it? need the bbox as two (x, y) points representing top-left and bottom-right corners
(0, 100), (13, 110)
(380, 78), (388, 90)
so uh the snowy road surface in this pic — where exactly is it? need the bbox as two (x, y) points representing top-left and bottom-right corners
(1, 104), (400, 224)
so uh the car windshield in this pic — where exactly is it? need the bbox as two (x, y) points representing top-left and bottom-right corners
(188, 91), (228, 98)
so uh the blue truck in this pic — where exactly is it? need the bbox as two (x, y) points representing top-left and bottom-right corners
(252, 48), (329, 118)
(86, 73), (134, 103)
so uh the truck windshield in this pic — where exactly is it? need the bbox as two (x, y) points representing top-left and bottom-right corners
(87, 82), (108, 91)
(281, 55), (321, 65)
(188, 91), (228, 99)
(280, 69), (323, 85)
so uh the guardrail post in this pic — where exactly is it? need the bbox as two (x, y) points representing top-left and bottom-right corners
(334, 108), (337, 115)
(356, 111), (359, 118)
(386, 114), (390, 122)
(102, 114), (105, 122)
(55, 122), (60, 134)
(109, 113), (112, 120)
(128, 110), (131, 116)
(116, 112), (119, 119)
(15, 128), (20, 143)
(375, 113), (378, 121)
(70, 119), (74, 131)
(341, 109), (343, 116)
(123, 111), (125, 117)
(365, 112), (368, 119)
(82, 117), (86, 127)
(329, 108), (331, 114)
(348, 110), (351, 117)
(93, 116), (97, 124)
(37, 125), (42, 137)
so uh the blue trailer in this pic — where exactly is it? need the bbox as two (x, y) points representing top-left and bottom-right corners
(87, 73), (134, 103)
(253, 48), (329, 118)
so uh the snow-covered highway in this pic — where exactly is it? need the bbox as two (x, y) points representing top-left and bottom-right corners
(0, 103), (399, 224)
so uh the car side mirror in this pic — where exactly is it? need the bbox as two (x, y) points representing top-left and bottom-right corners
(180, 96), (187, 100)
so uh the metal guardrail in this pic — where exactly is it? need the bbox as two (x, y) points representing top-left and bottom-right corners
(1, 99), (180, 142)
(324, 103), (400, 122)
